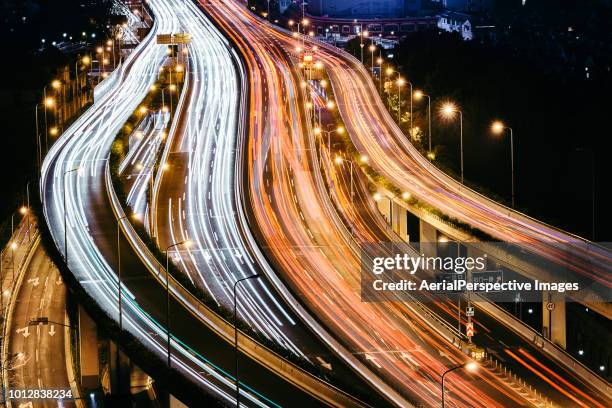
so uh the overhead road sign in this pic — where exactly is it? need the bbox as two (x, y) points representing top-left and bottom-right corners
(173, 33), (192, 44)
(156, 34), (172, 44)
(157, 33), (192, 45)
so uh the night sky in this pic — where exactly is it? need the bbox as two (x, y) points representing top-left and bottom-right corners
(0, 0), (109, 218)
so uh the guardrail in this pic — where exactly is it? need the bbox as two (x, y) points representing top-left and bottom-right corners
(219, 23), (412, 408)
(373, 183), (612, 394)
(106, 159), (366, 407)
(200, 7), (414, 406)
(475, 295), (612, 399)
(320, 35), (612, 255)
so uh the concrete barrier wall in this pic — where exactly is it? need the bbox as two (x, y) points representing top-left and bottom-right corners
(105, 163), (368, 407)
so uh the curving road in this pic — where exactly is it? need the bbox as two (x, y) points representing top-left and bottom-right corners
(6, 240), (76, 408)
(317, 42), (612, 302)
(39, 0), (331, 405)
(153, 0), (311, 358)
(196, 0), (612, 406)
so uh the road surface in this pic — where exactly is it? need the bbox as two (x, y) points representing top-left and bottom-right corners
(197, 0), (612, 406)
(6, 241), (76, 408)
(39, 0), (337, 405)
(148, 3), (381, 403)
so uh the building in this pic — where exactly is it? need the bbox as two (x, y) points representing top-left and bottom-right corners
(303, 14), (439, 38)
(307, 0), (423, 18)
(437, 10), (472, 40)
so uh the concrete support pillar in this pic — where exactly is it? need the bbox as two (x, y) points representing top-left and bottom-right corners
(170, 395), (189, 408)
(131, 363), (154, 399)
(109, 341), (118, 394)
(109, 341), (131, 397)
(78, 305), (100, 390)
(376, 198), (392, 224)
(542, 292), (567, 349)
(406, 210), (420, 246)
(419, 219), (438, 257)
(392, 202), (408, 242)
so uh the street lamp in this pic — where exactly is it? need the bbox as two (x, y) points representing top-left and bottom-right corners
(491, 121), (515, 208)
(81, 55), (92, 100)
(63, 167), (81, 266)
(301, 18), (309, 47)
(414, 90), (432, 155)
(156, 85), (173, 115)
(315, 125), (344, 163)
(162, 82), (177, 114)
(376, 57), (383, 93)
(21, 181), (31, 242)
(116, 216), (129, 331)
(441, 362), (478, 407)
(114, 214), (129, 399)
(386, 70), (412, 127)
(44, 96), (55, 146)
(165, 240), (191, 368)
(368, 44), (376, 74)
(233, 274), (260, 408)
(396, 78), (405, 123)
(34, 104), (42, 168)
(441, 102), (464, 184)
(407, 80), (414, 130)
(359, 30), (364, 63)
(51, 80), (64, 130)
